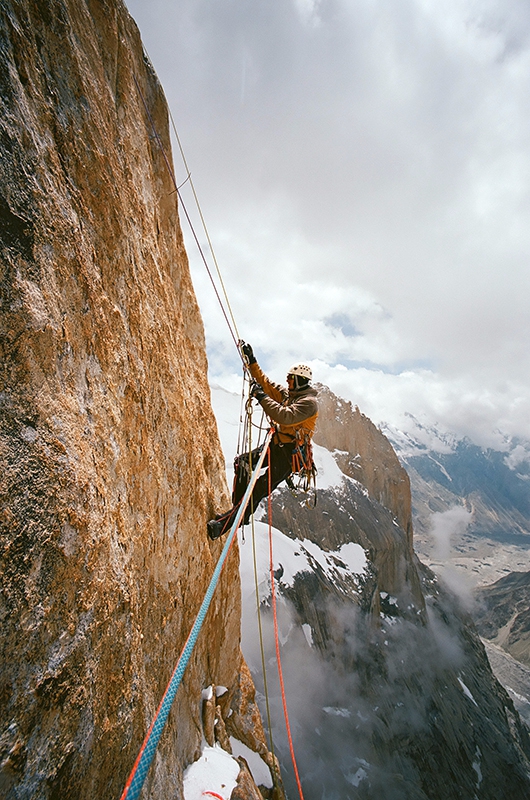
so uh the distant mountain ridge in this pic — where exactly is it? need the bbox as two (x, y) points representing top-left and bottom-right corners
(377, 416), (530, 586)
(382, 417), (530, 539)
(383, 408), (530, 726)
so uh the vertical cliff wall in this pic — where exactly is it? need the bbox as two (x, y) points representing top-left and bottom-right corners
(306, 385), (420, 601)
(0, 2), (254, 797)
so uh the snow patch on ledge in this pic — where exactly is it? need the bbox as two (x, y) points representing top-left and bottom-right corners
(183, 744), (240, 800)
(323, 706), (351, 717)
(312, 443), (346, 489)
(301, 623), (314, 647)
(230, 738), (273, 788)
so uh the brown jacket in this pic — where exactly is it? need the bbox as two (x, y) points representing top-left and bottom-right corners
(249, 362), (318, 444)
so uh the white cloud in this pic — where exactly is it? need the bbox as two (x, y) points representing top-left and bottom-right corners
(126, 0), (530, 445)
(505, 443), (530, 470)
(430, 506), (473, 561)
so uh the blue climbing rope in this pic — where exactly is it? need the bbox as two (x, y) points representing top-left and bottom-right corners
(120, 428), (274, 800)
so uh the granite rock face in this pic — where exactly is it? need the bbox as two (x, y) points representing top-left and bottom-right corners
(0, 2), (266, 798)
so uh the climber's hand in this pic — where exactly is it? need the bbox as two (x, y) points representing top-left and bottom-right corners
(240, 341), (256, 365)
(250, 380), (265, 401)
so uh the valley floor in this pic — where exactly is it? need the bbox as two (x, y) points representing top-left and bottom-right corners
(414, 529), (530, 588)
(415, 529), (530, 732)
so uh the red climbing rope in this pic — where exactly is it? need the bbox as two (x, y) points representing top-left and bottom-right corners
(267, 449), (306, 800)
(131, 62), (305, 798)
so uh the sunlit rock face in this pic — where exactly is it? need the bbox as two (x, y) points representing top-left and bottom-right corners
(257, 388), (530, 799)
(0, 2), (264, 797)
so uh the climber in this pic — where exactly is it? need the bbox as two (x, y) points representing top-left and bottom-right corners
(207, 342), (319, 540)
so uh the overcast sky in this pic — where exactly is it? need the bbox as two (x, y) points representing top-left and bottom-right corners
(125, 0), (530, 449)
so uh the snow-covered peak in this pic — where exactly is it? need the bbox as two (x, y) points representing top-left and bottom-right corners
(380, 415), (460, 458)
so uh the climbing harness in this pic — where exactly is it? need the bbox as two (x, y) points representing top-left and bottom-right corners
(287, 429), (318, 506)
(120, 430), (274, 800)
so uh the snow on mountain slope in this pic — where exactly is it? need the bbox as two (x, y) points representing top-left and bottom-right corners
(380, 415), (460, 457)
(238, 521), (368, 603)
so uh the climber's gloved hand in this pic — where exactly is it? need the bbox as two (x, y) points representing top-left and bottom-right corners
(240, 341), (256, 365)
(250, 380), (265, 402)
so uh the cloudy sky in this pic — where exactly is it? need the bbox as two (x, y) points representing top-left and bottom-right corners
(126, 0), (530, 448)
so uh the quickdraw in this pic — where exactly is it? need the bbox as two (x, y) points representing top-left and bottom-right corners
(287, 430), (317, 507)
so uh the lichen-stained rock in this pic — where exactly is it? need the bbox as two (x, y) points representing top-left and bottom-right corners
(226, 662), (285, 799)
(226, 661), (269, 760)
(202, 687), (217, 748)
(0, 1), (254, 798)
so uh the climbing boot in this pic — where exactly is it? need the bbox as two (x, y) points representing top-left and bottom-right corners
(207, 519), (223, 540)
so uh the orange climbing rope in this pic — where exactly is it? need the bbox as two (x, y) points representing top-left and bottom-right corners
(267, 449), (306, 800)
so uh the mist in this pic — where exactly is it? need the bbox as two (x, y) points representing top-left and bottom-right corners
(241, 573), (483, 800)
(428, 505), (476, 608)
(430, 506), (473, 562)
